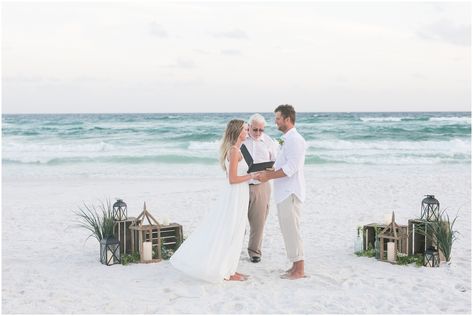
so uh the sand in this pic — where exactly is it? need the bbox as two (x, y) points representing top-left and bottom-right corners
(2, 164), (471, 313)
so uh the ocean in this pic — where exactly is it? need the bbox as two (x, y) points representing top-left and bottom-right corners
(2, 112), (471, 179)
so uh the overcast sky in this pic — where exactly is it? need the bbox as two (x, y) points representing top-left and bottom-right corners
(2, 1), (471, 113)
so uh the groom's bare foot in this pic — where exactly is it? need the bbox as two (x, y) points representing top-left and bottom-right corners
(280, 270), (307, 280)
(286, 271), (306, 280)
(281, 260), (304, 278)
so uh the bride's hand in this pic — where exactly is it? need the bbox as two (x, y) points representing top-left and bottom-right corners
(252, 172), (262, 181)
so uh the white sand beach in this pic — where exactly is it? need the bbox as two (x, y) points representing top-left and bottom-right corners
(2, 164), (471, 314)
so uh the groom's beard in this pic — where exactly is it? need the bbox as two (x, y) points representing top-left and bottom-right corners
(278, 125), (287, 133)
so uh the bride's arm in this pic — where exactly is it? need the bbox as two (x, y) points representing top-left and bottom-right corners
(228, 146), (257, 184)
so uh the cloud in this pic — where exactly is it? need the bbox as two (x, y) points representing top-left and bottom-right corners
(149, 22), (168, 38)
(220, 49), (242, 56)
(416, 19), (471, 46)
(3, 75), (62, 83)
(160, 58), (196, 69)
(212, 29), (248, 39)
(411, 73), (427, 80)
(193, 48), (213, 55)
(176, 58), (195, 68)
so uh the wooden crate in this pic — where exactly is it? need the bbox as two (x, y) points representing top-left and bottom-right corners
(113, 217), (139, 255)
(363, 223), (408, 254)
(160, 223), (183, 251)
(130, 225), (162, 263)
(407, 219), (432, 256)
(407, 219), (446, 261)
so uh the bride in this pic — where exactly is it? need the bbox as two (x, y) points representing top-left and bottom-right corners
(170, 119), (260, 282)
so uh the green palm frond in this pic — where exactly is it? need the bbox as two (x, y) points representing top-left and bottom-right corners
(73, 199), (115, 242)
(415, 209), (459, 262)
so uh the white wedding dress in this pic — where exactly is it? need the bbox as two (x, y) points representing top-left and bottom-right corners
(170, 156), (249, 283)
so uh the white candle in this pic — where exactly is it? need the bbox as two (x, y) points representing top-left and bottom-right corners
(142, 242), (152, 261)
(387, 242), (396, 262)
(162, 216), (170, 226)
(384, 214), (392, 225)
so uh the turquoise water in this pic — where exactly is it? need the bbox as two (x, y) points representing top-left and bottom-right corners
(2, 112), (471, 178)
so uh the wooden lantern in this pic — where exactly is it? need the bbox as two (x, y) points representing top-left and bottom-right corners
(129, 202), (162, 263)
(378, 212), (408, 263)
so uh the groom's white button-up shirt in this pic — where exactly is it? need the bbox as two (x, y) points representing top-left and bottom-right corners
(273, 127), (307, 204)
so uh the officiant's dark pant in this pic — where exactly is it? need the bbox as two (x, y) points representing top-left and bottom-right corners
(248, 182), (271, 258)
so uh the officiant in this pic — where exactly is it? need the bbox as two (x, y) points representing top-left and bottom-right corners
(242, 113), (277, 263)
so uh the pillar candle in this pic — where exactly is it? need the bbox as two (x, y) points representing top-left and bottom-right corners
(162, 216), (170, 226)
(142, 242), (152, 261)
(387, 242), (396, 262)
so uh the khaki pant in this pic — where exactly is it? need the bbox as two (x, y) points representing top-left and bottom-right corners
(277, 194), (304, 262)
(247, 182), (271, 258)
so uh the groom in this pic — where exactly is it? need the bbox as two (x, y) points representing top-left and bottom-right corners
(259, 104), (306, 280)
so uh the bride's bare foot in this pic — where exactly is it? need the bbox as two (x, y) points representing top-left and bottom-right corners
(235, 272), (249, 278)
(225, 274), (247, 281)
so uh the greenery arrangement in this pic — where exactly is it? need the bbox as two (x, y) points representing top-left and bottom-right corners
(121, 252), (140, 265)
(396, 253), (423, 267)
(416, 209), (459, 262)
(160, 236), (186, 260)
(74, 199), (115, 242)
(357, 226), (362, 237)
(355, 248), (376, 258)
(356, 249), (423, 267)
(160, 244), (174, 260)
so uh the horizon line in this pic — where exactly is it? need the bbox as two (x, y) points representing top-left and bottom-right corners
(2, 110), (471, 115)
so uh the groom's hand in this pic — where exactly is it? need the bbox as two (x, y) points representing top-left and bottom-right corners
(258, 171), (269, 183)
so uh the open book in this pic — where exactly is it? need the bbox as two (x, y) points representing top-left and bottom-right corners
(240, 144), (275, 173)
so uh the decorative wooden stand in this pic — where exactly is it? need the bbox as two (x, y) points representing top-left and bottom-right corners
(129, 203), (162, 263)
(378, 213), (408, 262)
(363, 223), (408, 253)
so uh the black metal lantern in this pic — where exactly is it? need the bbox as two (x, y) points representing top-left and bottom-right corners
(421, 195), (440, 221)
(113, 199), (127, 221)
(423, 246), (440, 267)
(100, 237), (121, 266)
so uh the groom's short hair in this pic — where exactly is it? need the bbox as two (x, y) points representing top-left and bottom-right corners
(274, 104), (296, 124)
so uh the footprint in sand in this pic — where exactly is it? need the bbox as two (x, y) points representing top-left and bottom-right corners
(454, 284), (467, 293)
(234, 303), (244, 311)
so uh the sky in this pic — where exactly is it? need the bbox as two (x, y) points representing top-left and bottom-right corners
(2, 1), (471, 113)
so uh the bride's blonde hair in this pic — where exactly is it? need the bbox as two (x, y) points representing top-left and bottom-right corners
(219, 119), (245, 171)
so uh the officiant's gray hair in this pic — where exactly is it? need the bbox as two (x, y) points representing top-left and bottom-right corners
(248, 113), (266, 126)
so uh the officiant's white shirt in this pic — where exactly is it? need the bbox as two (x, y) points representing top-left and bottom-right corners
(244, 133), (277, 185)
(273, 127), (306, 204)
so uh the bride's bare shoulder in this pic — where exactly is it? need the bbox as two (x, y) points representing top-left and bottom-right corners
(229, 146), (242, 161)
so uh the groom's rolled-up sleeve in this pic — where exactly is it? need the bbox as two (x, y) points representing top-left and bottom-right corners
(281, 137), (305, 177)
